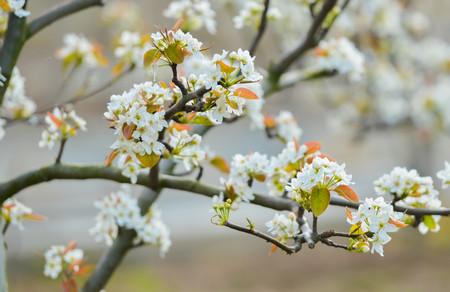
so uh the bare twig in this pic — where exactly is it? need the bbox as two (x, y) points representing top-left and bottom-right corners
(27, 0), (105, 39)
(249, 0), (271, 55)
(55, 138), (67, 164)
(224, 221), (299, 254)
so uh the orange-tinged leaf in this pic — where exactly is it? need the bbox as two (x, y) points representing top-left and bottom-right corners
(64, 241), (78, 253)
(171, 18), (184, 31)
(140, 34), (151, 45)
(122, 124), (136, 140)
(217, 60), (235, 74)
(137, 153), (161, 168)
(105, 150), (119, 166)
(0, 1), (10, 12)
(62, 278), (78, 292)
(74, 264), (95, 276)
(253, 173), (266, 182)
(233, 87), (259, 100)
(144, 48), (161, 67)
(158, 81), (168, 89)
(345, 207), (353, 221)
(264, 115), (276, 128)
(268, 244), (278, 256)
(388, 218), (408, 228)
(112, 62), (125, 76)
(334, 185), (360, 203)
(22, 213), (46, 222)
(171, 122), (192, 132)
(47, 112), (63, 128)
(314, 47), (329, 57)
(305, 141), (321, 154)
(210, 156), (230, 173)
(317, 153), (336, 162)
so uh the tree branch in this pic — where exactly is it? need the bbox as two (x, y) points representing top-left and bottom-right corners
(249, 0), (271, 56)
(268, 0), (338, 83)
(27, 0), (105, 40)
(1, 164), (450, 217)
(224, 221), (299, 255)
(0, 8), (28, 107)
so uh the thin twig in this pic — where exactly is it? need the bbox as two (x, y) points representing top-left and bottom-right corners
(249, 0), (271, 56)
(55, 138), (67, 164)
(224, 221), (298, 255)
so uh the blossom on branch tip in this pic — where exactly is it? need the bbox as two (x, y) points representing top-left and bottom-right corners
(346, 197), (406, 256)
(114, 31), (152, 70)
(38, 108), (87, 150)
(312, 37), (365, 81)
(274, 111), (302, 143)
(90, 187), (171, 256)
(437, 161), (450, 189)
(164, 0), (216, 34)
(1, 67), (35, 120)
(56, 34), (108, 69)
(233, 0), (281, 30)
(1, 198), (44, 230)
(266, 212), (299, 244)
(43, 242), (89, 283)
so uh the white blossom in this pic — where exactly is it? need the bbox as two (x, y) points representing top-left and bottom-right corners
(1, 67), (35, 120)
(164, 0), (216, 34)
(56, 34), (106, 68)
(266, 212), (299, 244)
(275, 111), (302, 143)
(437, 161), (450, 189)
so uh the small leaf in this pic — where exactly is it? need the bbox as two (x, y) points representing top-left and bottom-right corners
(345, 207), (353, 221)
(47, 112), (63, 128)
(165, 44), (184, 64)
(310, 187), (330, 216)
(334, 185), (360, 202)
(305, 141), (321, 154)
(233, 87), (259, 100)
(253, 173), (266, 182)
(105, 150), (119, 166)
(423, 215), (436, 230)
(112, 61), (125, 76)
(137, 153), (161, 168)
(22, 213), (46, 222)
(210, 156), (230, 173)
(388, 218), (408, 228)
(217, 60), (235, 74)
(264, 115), (276, 128)
(122, 124), (136, 140)
(144, 48), (161, 67)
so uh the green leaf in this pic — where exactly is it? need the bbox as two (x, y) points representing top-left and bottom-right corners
(165, 44), (185, 64)
(310, 187), (330, 216)
(143, 48), (161, 67)
(423, 215), (436, 230)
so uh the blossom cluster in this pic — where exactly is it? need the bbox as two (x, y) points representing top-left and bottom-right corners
(266, 212), (299, 244)
(104, 81), (171, 183)
(221, 152), (269, 204)
(374, 167), (442, 234)
(233, 0), (281, 30)
(1, 198), (43, 230)
(43, 242), (87, 281)
(347, 197), (406, 256)
(1, 67), (35, 120)
(114, 30), (151, 69)
(90, 187), (171, 256)
(164, 0), (216, 34)
(312, 37), (365, 82)
(39, 107), (87, 150)
(56, 34), (107, 69)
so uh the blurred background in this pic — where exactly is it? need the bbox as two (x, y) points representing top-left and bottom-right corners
(2, 0), (450, 291)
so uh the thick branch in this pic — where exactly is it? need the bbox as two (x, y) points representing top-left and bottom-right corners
(1, 164), (450, 217)
(249, 0), (270, 56)
(268, 0), (337, 82)
(27, 0), (105, 39)
(0, 10), (28, 106)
